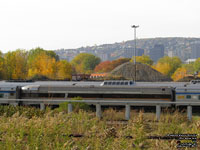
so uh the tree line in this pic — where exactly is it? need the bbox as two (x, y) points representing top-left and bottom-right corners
(0, 48), (71, 80)
(94, 55), (200, 81)
(1, 48), (200, 81)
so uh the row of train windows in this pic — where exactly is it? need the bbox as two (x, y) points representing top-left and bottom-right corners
(103, 81), (134, 86)
(177, 95), (200, 100)
(0, 93), (14, 98)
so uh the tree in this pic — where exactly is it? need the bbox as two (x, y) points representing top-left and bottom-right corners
(182, 63), (195, 74)
(110, 58), (131, 69)
(171, 67), (187, 81)
(194, 58), (200, 72)
(56, 60), (72, 80)
(71, 53), (101, 74)
(152, 63), (171, 76)
(130, 55), (153, 65)
(94, 58), (130, 73)
(27, 47), (59, 66)
(28, 52), (57, 79)
(153, 56), (182, 77)
(4, 49), (28, 79)
(94, 61), (112, 73)
(0, 51), (4, 79)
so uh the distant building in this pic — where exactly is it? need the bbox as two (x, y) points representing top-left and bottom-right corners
(137, 48), (145, 56)
(191, 44), (200, 59)
(185, 59), (196, 64)
(168, 51), (173, 57)
(124, 47), (144, 58)
(90, 73), (108, 79)
(149, 44), (164, 62)
(72, 74), (90, 81)
(97, 52), (109, 61)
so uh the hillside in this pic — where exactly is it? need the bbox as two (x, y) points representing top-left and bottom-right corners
(55, 37), (200, 61)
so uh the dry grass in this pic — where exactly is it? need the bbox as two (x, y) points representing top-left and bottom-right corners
(0, 106), (199, 149)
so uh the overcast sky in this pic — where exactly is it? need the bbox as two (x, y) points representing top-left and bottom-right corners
(0, 0), (199, 52)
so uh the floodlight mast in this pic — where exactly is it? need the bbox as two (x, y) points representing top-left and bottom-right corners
(131, 25), (139, 83)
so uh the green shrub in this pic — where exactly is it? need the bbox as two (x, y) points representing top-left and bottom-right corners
(58, 97), (90, 112)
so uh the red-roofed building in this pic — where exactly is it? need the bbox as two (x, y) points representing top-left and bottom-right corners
(90, 73), (108, 79)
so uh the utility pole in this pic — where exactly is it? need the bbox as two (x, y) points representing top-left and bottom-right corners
(131, 25), (139, 82)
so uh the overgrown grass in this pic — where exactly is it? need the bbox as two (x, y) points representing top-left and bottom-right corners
(0, 106), (199, 149)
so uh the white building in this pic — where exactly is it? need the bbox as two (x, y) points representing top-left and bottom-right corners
(185, 59), (196, 64)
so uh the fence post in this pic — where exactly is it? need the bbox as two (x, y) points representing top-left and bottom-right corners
(187, 105), (192, 121)
(156, 105), (161, 121)
(96, 103), (102, 118)
(68, 103), (73, 113)
(125, 104), (130, 120)
(40, 103), (45, 111)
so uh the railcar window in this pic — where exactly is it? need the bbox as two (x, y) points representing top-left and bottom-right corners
(10, 93), (14, 96)
(120, 82), (125, 85)
(116, 82), (120, 85)
(108, 82), (112, 85)
(125, 82), (128, 85)
(0, 94), (3, 98)
(186, 95), (191, 99)
(104, 82), (108, 85)
(198, 95), (200, 100)
(112, 82), (116, 85)
(130, 81), (134, 85)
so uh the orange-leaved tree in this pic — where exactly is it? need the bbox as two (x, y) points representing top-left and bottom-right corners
(171, 67), (187, 81)
(94, 58), (130, 73)
(94, 61), (112, 73)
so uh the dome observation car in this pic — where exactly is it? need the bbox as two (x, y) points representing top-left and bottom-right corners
(100, 80), (134, 86)
(190, 80), (200, 84)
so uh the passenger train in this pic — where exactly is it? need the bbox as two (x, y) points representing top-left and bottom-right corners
(0, 80), (199, 105)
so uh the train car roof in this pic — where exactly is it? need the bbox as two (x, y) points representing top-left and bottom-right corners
(0, 80), (191, 88)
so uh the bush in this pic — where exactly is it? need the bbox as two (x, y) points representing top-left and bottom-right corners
(58, 97), (90, 112)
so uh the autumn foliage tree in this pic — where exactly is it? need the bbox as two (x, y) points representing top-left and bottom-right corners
(94, 61), (112, 73)
(171, 67), (187, 81)
(110, 58), (131, 69)
(71, 53), (101, 74)
(0, 51), (4, 79)
(0, 48), (72, 80)
(28, 52), (57, 79)
(94, 58), (130, 73)
(27, 47), (59, 66)
(56, 60), (72, 80)
(4, 49), (28, 79)
(153, 56), (182, 77)
(130, 55), (153, 65)
(193, 58), (200, 72)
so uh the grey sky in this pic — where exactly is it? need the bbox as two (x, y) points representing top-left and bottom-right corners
(0, 0), (199, 52)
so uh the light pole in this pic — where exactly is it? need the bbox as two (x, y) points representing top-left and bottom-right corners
(131, 25), (139, 82)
